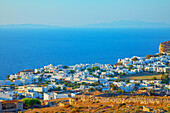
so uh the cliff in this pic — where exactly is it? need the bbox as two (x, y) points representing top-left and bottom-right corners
(159, 40), (170, 53)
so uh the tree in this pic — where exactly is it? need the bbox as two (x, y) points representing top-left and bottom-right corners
(94, 87), (98, 91)
(134, 82), (139, 86)
(161, 74), (169, 84)
(55, 86), (61, 91)
(115, 90), (125, 93)
(63, 66), (68, 69)
(19, 95), (25, 99)
(91, 66), (100, 71)
(128, 65), (133, 71)
(73, 86), (77, 89)
(21, 98), (41, 109)
(40, 74), (43, 78)
(140, 87), (147, 90)
(56, 82), (59, 84)
(82, 82), (86, 85)
(10, 84), (15, 89)
(99, 87), (102, 91)
(131, 57), (138, 61)
(45, 81), (49, 84)
(146, 55), (151, 59)
(150, 82), (154, 86)
(13, 93), (19, 98)
(88, 88), (93, 92)
(125, 79), (130, 83)
(151, 76), (157, 80)
(69, 70), (75, 74)
(119, 72), (125, 76)
(63, 87), (66, 90)
(38, 78), (42, 82)
(109, 83), (116, 90)
(47, 75), (51, 78)
(6, 75), (10, 79)
(33, 79), (36, 83)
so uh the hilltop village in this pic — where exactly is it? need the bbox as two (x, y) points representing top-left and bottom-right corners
(0, 41), (170, 112)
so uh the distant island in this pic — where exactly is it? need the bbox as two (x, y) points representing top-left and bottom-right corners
(0, 24), (62, 29)
(1, 20), (170, 28)
(80, 20), (170, 28)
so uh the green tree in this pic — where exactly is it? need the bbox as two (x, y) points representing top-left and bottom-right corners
(91, 66), (100, 71)
(69, 70), (75, 74)
(33, 79), (36, 83)
(146, 55), (151, 59)
(14, 93), (19, 98)
(161, 74), (169, 84)
(19, 95), (25, 99)
(125, 79), (130, 83)
(21, 98), (41, 109)
(128, 65), (133, 71)
(38, 78), (41, 82)
(63, 87), (66, 90)
(6, 75), (10, 79)
(55, 86), (61, 91)
(131, 57), (138, 61)
(150, 82), (154, 86)
(63, 65), (68, 69)
(151, 76), (157, 80)
(115, 90), (125, 93)
(119, 72), (124, 76)
(88, 88), (94, 92)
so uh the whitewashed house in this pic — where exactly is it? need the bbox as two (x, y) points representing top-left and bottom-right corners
(43, 92), (68, 100)
(0, 92), (13, 100)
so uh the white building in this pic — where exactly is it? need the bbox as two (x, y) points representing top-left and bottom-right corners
(43, 92), (68, 100)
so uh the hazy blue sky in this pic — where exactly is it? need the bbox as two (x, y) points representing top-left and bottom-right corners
(0, 0), (170, 27)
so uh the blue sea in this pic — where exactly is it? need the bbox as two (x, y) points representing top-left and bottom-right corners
(0, 28), (170, 80)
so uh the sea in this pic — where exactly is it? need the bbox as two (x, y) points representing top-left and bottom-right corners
(0, 28), (170, 80)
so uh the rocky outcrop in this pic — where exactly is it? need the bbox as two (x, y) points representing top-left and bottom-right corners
(159, 40), (170, 53)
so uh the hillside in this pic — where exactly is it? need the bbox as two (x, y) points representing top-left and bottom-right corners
(159, 40), (170, 53)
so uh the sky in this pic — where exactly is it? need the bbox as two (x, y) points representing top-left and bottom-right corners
(0, 0), (170, 27)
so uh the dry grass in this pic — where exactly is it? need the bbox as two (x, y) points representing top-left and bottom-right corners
(123, 74), (162, 80)
(24, 99), (168, 113)
(24, 94), (169, 113)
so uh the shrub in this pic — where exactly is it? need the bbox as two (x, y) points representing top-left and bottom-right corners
(140, 87), (147, 90)
(63, 65), (68, 69)
(21, 98), (41, 109)
(71, 108), (78, 113)
(151, 76), (157, 80)
(115, 90), (125, 93)
(64, 104), (72, 108)
(146, 55), (152, 59)
(95, 101), (100, 103)
(165, 107), (170, 112)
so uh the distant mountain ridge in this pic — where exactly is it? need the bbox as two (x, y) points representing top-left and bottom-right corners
(80, 20), (170, 28)
(0, 24), (62, 28)
(0, 20), (170, 28)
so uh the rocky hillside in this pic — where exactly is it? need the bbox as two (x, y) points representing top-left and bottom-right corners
(159, 40), (170, 53)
